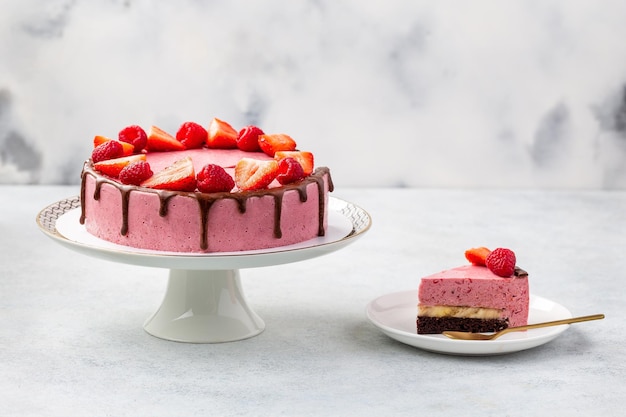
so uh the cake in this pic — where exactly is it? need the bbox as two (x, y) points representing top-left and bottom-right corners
(79, 119), (333, 253)
(417, 247), (529, 334)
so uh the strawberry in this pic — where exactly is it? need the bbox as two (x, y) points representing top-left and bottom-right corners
(118, 160), (153, 185)
(146, 125), (186, 152)
(93, 154), (147, 178)
(92, 140), (124, 163)
(118, 125), (148, 152)
(485, 248), (517, 277)
(274, 150), (314, 175)
(234, 158), (279, 191)
(464, 247), (492, 266)
(207, 117), (238, 149)
(176, 121), (207, 149)
(276, 157), (305, 185)
(196, 164), (235, 193)
(258, 134), (297, 157)
(237, 125), (264, 152)
(140, 157), (197, 191)
(93, 135), (135, 156)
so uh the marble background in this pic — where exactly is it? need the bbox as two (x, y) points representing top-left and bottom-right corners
(1, 0), (626, 188)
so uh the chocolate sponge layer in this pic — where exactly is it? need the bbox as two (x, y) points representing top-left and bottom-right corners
(416, 317), (508, 334)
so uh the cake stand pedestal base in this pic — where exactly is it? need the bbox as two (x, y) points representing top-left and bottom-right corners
(143, 269), (264, 343)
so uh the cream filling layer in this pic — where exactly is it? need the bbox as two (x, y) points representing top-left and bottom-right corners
(417, 305), (502, 319)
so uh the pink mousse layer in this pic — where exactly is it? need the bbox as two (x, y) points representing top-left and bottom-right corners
(81, 149), (331, 253)
(418, 265), (529, 327)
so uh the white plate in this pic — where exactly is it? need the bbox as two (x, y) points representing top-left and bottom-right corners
(37, 196), (371, 270)
(366, 291), (573, 356)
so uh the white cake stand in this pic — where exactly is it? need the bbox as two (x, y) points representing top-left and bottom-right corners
(37, 196), (371, 343)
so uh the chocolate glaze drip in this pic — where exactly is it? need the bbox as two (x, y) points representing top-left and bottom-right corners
(80, 160), (333, 251)
(514, 267), (528, 278)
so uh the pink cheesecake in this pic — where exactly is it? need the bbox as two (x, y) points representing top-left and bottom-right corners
(79, 121), (333, 253)
(417, 264), (529, 334)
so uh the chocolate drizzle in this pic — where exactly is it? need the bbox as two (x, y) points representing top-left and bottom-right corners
(514, 267), (528, 278)
(80, 160), (333, 251)
(273, 193), (283, 239)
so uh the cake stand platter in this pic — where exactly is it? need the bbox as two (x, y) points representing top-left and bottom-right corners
(37, 196), (371, 343)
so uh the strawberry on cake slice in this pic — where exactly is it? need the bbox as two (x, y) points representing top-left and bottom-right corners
(417, 247), (530, 334)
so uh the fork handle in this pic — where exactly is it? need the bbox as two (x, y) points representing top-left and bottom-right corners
(501, 314), (605, 335)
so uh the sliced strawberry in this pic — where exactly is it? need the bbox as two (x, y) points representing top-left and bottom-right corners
(93, 135), (134, 156)
(206, 118), (238, 149)
(176, 121), (207, 149)
(234, 158), (279, 191)
(258, 133), (297, 157)
(276, 157), (305, 185)
(118, 125), (148, 152)
(93, 135), (110, 148)
(140, 156), (197, 191)
(464, 247), (492, 266)
(237, 125), (264, 152)
(146, 125), (185, 152)
(274, 151), (314, 175)
(93, 154), (147, 178)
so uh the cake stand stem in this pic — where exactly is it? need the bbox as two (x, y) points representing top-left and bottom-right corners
(143, 269), (265, 343)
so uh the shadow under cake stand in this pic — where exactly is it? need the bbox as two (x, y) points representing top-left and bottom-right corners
(37, 196), (371, 343)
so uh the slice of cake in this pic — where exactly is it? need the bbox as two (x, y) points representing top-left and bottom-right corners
(417, 247), (529, 334)
(79, 119), (333, 253)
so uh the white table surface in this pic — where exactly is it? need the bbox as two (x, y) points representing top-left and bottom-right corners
(2, 185), (624, 416)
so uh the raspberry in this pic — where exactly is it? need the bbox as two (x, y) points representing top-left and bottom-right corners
(118, 125), (148, 152)
(176, 121), (208, 149)
(485, 248), (516, 277)
(92, 140), (124, 163)
(237, 125), (264, 152)
(197, 164), (235, 193)
(119, 161), (153, 185)
(276, 157), (305, 185)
